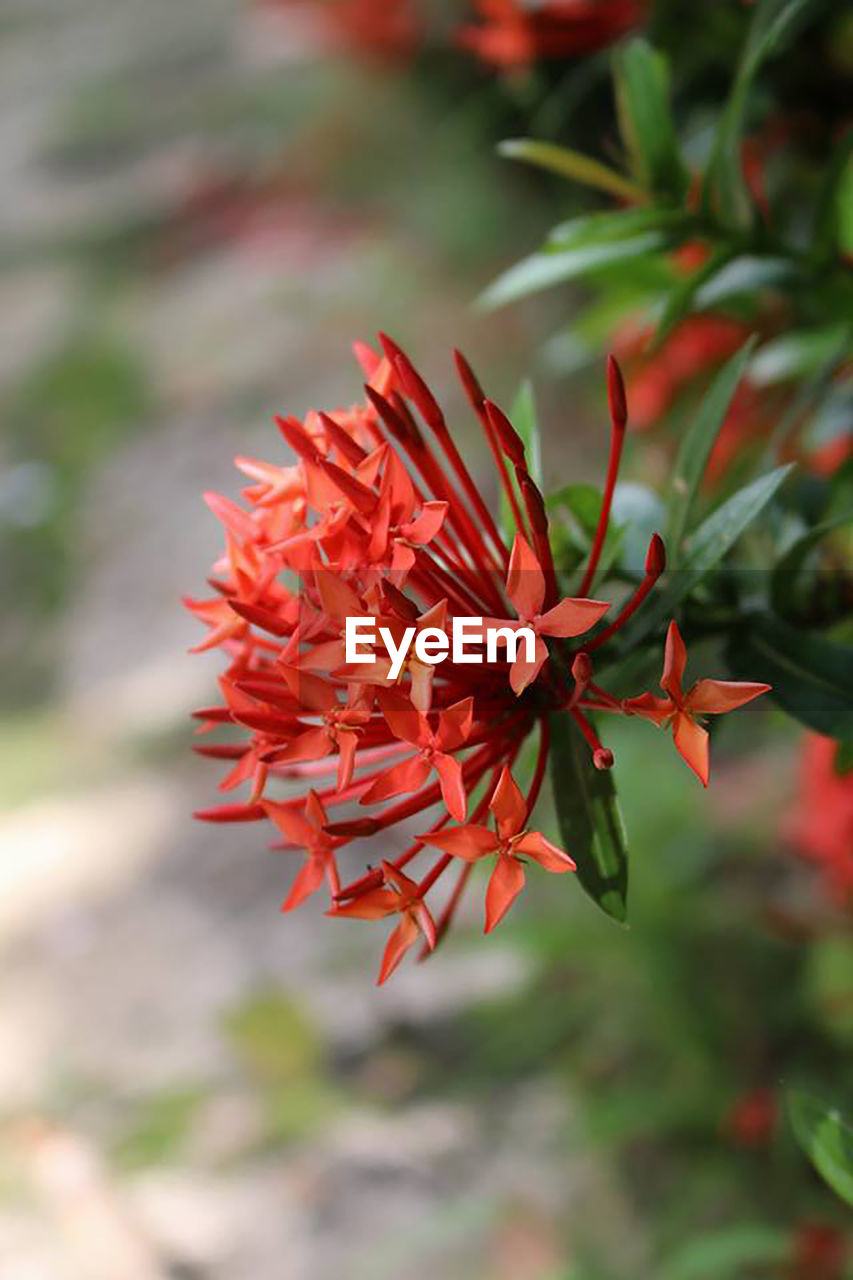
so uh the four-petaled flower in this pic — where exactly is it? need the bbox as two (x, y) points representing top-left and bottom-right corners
(484, 534), (609, 694)
(360, 691), (473, 819)
(420, 766), (576, 932)
(263, 790), (342, 912)
(623, 621), (770, 786)
(328, 861), (436, 985)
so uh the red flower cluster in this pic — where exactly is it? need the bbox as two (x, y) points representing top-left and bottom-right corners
(458, 0), (646, 69)
(785, 734), (853, 905)
(187, 337), (768, 982)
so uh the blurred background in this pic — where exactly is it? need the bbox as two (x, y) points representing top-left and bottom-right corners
(0, 1), (850, 1277)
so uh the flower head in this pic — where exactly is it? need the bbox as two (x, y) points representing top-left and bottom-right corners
(623, 620), (770, 786)
(188, 338), (762, 981)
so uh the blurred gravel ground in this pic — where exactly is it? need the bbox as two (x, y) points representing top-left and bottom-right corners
(0, 2), (649, 1277)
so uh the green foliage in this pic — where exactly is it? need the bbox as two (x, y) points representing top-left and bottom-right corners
(788, 1091), (853, 1207)
(549, 712), (629, 923)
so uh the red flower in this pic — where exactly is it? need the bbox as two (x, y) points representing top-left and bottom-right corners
(791, 1222), (848, 1280)
(187, 338), (750, 981)
(785, 734), (853, 904)
(623, 621), (769, 786)
(458, 0), (646, 70)
(723, 1087), (778, 1148)
(259, 0), (421, 63)
(420, 765), (575, 932)
(328, 861), (436, 984)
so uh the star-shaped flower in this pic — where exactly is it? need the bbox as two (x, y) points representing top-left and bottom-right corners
(622, 621), (770, 786)
(327, 861), (436, 985)
(484, 534), (610, 694)
(359, 691), (473, 819)
(419, 766), (575, 932)
(263, 790), (342, 911)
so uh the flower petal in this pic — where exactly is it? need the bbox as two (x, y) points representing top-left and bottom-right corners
(329, 888), (398, 920)
(537, 596), (610, 638)
(437, 696), (474, 752)
(489, 767), (526, 840)
(673, 712), (710, 787)
(484, 854), (526, 933)
(685, 679), (771, 716)
(622, 692), (673, 725)
(661, 620), (687, 700)
(378, 689), (423, 745)
(418, 824), (498, 860)
(506, 533), (545, 621)
(360, 754), (432, 805)
(281, 857), (326, 912)
(509, 634), (548, 695)
(262, 800), (315, 848)
(514, 831), (576, 872)
(280, 666), (339, 714)
(377, 914), (420, 985)
(434, 753), (468, 822)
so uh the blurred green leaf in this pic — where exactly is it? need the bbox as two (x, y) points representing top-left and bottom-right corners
(769, 511), (853, 617)
(705, 0), (822, 227)
(695, 255), (799, 308)
(749, 325), (852, 386)
(788, 1090), (853, 1207)
(478, 234), (666, 310)
(836, 740), (853, 773)
(547, 206), (692, 250)
(660, 1224), (789, 1279)
(498, 137), (647, 203)
(549, 712), (628, 923)
(613, 39), (689, 201)
(667, 338), (758, 565)
(726, 613), (853, 738)
(510, 379), (542, 485)
(621, 465), (794, 647)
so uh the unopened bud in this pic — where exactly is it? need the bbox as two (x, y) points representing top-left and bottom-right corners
(606, 354), (628, 431)
(593, 747), (614, 771)
(454, 349), (485, 409)
(645, 533), (666, 577)
(485, 400), (526, 467)
(572, 652), (593, 685)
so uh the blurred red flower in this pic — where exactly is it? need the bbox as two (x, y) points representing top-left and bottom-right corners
(791, 1221), (848, 1280)
(785, 734), (853, 905)
(458, 0), (646, 69)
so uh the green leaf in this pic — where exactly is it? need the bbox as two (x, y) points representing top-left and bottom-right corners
(497, 137), (647, 203)
(510, 379), (542, 486)
(660, 1224), (789, 1280)
(705, 0), (821, 227)
(478, 234), (666, 311)
(667, 338), (758, 565)
(547, 206), (692, 249)
(749, 325), (852, 387)
(620, 464), (794, 648)
(769, 510), (853, 617)
(694, 255), (799, 308)
(814, 131), (853, 256)
(548, 484), (626, 586)
(613, 39), (689, 201)
(836, 740), (853, 774)
(549, 713), (628, 923)
(788, 1090), (853, 1207)
(726, 614), (853, 738)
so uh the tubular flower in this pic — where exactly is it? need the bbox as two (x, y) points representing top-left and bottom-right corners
(188, 337), (764, 982)
(457, 0), (646, 70)
(623, 621), (770, 786)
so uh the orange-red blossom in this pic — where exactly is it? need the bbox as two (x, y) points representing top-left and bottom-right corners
(187, 337), (769, 983)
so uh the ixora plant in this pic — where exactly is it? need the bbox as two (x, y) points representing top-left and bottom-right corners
(185, 334), (787, 984)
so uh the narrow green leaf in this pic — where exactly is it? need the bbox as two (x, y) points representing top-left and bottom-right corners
(478, 233), (666, 311)
(613, 38), (689, 201)
(769, 510), (853, 617)
(788, 1091), (853, 1207)
(667, 338), (758, 565)
(510, 380), (542, 486)
(547, 206), (692, 249)
(620, 464), (794, 648)
(498, 137), (647, 203)
(726, 614), (853, 739)
(705, 0), (820, 227)
(836, 741), (853, 774)
(549, 713), (628, 923)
